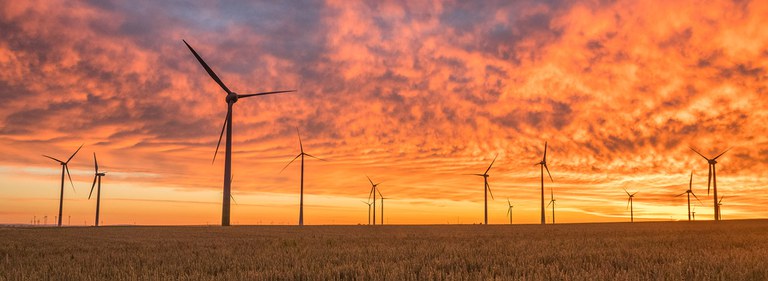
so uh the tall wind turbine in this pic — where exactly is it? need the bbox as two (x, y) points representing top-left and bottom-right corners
(716, 195), (725, 220)
(184, 40), (295, 226)
(676, 171), (702, 221)
(88, 153), (106, 226)
(506, 198), (514, 225)
(362, 200), (372, 225)
(623, 188), (638, 223)
(467, 155), (497, 225)
(537, 142), (553, 225)
(280, 128), (326, 226)
(367, 176), (382, 225)
(43, 144), (83, 227)
(547, 187), (556, 224)
(690, 146), (731, 221)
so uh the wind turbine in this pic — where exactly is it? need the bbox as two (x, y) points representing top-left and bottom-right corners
(690, 146), (731, 221)
(88, 153), (107, 227)
(183, 40), (295, 226)
(547, 187), (556, 224)
(380, 195), (390, 225)
(466, 155), (497, 225)
(280, 128), (326, 226)
(506, 198), (514, 225)
(367, 176), (382, 225)
(692, 205), (697, 221)
(716, 195), (725, 220)
(676, 171), (702, 221)
(43, 144), (83, 227)
(537, 142), (553, 225)
(623, 188), (638, 223)
(362, 200), (372, 225)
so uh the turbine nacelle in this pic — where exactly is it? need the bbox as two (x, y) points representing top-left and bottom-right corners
(708, 159), (717, 164)
(226, 92), (239, 103)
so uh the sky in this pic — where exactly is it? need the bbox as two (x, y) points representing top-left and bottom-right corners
(1, 0), (767, 225)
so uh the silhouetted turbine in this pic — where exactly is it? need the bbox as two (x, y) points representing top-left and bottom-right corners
(506, 198), (514, 225)
(537, 142), (553, 225)
(380, 195), (390, 225)
(623, 188), (638, 223)
(676, 171), (702, 221)
(362, 200), (372, 225)
(43, 144), (83, 227)
(690, 146), (731, 221)
(88, 153), (107, 227)
(547, 186), (557, 224)
(716, 195), (725, 220)
(367, 176), (382, 225)
(280, 128), (326, 226)
(184, 40), (295, 226)
(467, 155), (497, 225)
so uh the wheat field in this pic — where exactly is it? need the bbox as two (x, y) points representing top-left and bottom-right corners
(1, 220), (767, 280)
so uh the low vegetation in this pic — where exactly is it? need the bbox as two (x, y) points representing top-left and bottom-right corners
(1, 220), (767, 280)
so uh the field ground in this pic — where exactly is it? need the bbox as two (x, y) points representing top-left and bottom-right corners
(1, 220), (767, 280)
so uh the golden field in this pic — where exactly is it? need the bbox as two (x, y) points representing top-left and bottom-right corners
(1, 220), (767, 280)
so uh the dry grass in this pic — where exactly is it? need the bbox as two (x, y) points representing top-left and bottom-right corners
(1, 220), (767, 280)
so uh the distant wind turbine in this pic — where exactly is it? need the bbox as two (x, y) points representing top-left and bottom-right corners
(690, 146), (731, 221)
(537, 142), (553, 225)
(43, 144), (83, 227)
(88, 153), (106, 227)
(280, 128), (326, 226)
(716, 195), (725, 220)
(547, 187), (557, 224)
(623, 188), (638, 223)
(380, 195), (390, 225)
(466, 155), (497, 225)
(183, 40), (295, 226)
(506, 198), (514, 225)
(362, 200), (372, 225)
(676, 171), (702, 221)
(367, 176), (382, 225)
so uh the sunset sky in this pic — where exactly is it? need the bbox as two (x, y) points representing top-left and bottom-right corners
(1, 0), (767, 225)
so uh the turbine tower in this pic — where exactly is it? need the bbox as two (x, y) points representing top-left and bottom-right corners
(467, 155), (497, 225)
(506, 198), (514, 225)
(537, 142), (553, 225)
(280, 128), (326, 226)
(676, 171), (702, 221)
(184, 40), (295, 226)
(88, 153), (107, 226)
(43, 144), (83, 227)
(366, 176), (382, 225)
(690, 147), (730, 221)
(623, 188), (638, 223)
(380, 195), (390, 225)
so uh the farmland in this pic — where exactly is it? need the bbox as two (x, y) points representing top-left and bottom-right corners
(1, 220), (767, 280)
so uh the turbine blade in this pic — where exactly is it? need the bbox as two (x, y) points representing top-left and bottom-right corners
(93, 152), (98, 173)
(543, 141), (548, 162)
(484, 154), (498, 174)
(623, 187), (630, 196)
(719, 195), (725, 204)
(547, 200), (553, 207)
(367, 175), (374, 186)
(182, 40), (231, 95)
(377, 188), (383, 198)
(88, 176), (97, 200)
(212, 113), (228, 164)
(507, 198), (511, 206)
(713, 147), (732, 160)
(486, 181), (494, 200)
(230, 194), (238, 205)
(689, 147), (709, 160)
(368, 187), (374, 201)
(65, 144), (84, 164)
(65, 165), (75, 193)
(689, 171), (693, 190)
(43, 155), (64, 163)
(296, 128), (303, 153)
(304, 153), (327, 161)
(691, 192), (703, 205)
(626, 198), (630, 210)
(237, 90), (296, 99)
(279, 154), (302, 173)
(675, 192), (687, 197)
(544, 164), (553, 182)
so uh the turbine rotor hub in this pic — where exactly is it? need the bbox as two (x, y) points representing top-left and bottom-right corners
(97, 173), (106, 176)
(709, 160), (717, 164)
(226, 92), (238, 103)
